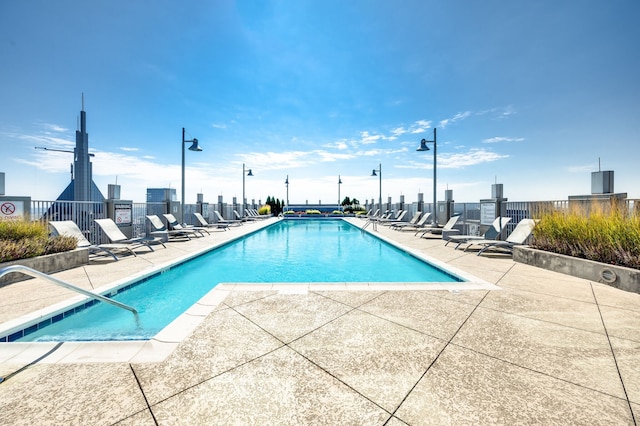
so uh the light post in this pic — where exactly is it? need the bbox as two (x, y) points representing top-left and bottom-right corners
(417, 127), (437, 225)
(285, 175), (289, 212)
(338, 175), (342, 212)
(242, 163), (253, 218)
(371, 164), (382, 216)
(181, 127), (202, 224)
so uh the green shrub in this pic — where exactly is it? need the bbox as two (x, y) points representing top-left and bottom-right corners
(258, 205), (271, 215)
(0, 220), (48, 240)
(532, 206), (640, 269)
(283, 210), (295, 215)
(305, 210), (321, 215)
(331, 210), (344, 215)
(0, 221), (78, 262)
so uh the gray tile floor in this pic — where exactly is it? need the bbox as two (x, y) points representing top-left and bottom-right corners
(0, 218), (638, 425)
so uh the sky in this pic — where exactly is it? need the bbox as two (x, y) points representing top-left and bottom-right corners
(1, 1), (639, 207)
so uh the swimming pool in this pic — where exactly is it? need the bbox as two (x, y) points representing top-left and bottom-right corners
(5, 219), (463, 342)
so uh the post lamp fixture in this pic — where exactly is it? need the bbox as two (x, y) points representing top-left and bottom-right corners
(242, 163), (253, 218)
(181, 127), (202, 223)
(338, 175), (343, 211)
(285, 175), (289, 212)
(370, 164), (382, 216)
(417, 127), (437, 225)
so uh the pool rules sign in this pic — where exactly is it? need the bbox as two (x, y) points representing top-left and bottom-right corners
(0, 200), (24, 221)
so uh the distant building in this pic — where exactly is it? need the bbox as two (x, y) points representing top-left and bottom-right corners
(55, 102), (105, 202)
(146, 188), (177, 203)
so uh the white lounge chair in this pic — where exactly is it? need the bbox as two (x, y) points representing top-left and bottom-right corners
(378, 210), (408, 226)
(246, 209), (269, 219)
(389, 212), (421, 229)
(416, 215), (460, 238)
(391, 213), (432, 232)
(49, 220), (134, 261)
(146, 215), (195, 240)
(194, 212), (232, 230)
(211, 211), (242, 227)
(358, 209), (377, 219)
(162, 214), (209, 237)
(94, 218), (165, 251)
(445, 217), (511, 249)
(467, 219), (537, 255)
(234, 210), (256, 222)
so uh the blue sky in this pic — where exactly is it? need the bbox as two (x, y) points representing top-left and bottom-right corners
(1, 1), (639, 206)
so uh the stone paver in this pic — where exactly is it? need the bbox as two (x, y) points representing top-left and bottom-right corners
(0, 217), (637, 425)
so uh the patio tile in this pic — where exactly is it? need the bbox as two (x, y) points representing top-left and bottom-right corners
(231, 292), (353, 343)
(600, 305), (640, 342)
(609, 336), (640, 405)
(428, 289), (488, 305)
(452, 307), (626, 398)
(0, 363), (147, 425)
(593, 282), (640, 312)
(395, 345), (633, 425)
(132, 306), (283, 405)
(480, 287), (605, 333)
(358, 290), (478, 341)
(151, 346), (391, 425)
(112, 409), (157, 425)
(385, 417), (410, 426)
(290, 309), (446, 412)
(312, 289), (386, 307)
(497, 263), (597, 302)
(220, 288), (278, 307)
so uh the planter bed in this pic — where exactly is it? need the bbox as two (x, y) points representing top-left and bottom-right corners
(0, 248), (89, 286)
(514, 246), (640, 294)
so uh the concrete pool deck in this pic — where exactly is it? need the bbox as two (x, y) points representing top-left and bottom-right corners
(0, 217), (638, 424)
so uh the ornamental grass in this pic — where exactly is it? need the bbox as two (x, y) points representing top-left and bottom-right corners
(0, 221), (77, 263)
(531, 204), (640, 269)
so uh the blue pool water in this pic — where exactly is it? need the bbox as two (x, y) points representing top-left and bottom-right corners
(13, 220), (461, 342)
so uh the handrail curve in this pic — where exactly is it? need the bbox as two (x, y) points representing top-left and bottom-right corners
(0, 265), (138, 315)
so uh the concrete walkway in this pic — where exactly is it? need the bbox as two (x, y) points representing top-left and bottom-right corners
(0, 218), (638, 425)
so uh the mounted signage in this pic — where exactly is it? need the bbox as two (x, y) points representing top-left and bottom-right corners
(480, 202), (496, 226)
(0, 200), (24, 221)
(114, 203), (132, 225)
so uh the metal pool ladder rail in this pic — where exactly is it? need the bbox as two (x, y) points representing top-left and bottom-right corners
(0, 265), (138, 315)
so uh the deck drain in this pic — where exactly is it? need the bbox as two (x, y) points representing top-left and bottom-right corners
(599, 268), (617, 284)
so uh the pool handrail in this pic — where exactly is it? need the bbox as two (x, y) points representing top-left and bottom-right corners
(0, 265), (138, 315)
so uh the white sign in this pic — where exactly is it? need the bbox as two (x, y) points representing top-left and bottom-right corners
(115, 208), (131, 224)
(0, 201), (24, 221)
(480, 202), (496, 225)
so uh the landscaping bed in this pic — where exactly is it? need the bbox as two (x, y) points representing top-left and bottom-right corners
(514, 246), (640, 294)
(0, 248), (89, 286)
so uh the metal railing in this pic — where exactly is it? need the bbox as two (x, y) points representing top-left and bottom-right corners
(0, 265), (138, 315)
(27, 198), (639, 244)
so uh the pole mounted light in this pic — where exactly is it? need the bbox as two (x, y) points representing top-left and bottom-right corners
(417, 127), (437, 225)
(242, 163), (253, 218)
(285, 175), (289, 212)
(182, 127), (202, 224)
(371, 164), (382, 216)
(338, 175), (342, 211)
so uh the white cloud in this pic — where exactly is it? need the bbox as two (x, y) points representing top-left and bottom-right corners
(41, 123), (68, 132)
(439, 111), (471, 129)
(409, 120), (431, 134)
(120, 147), (139, 151)
(439, 148), (508, 168)
(360, 131), (384, 145)
(482, 136), (525, 144)
(322, 140), (349, 150)
(398, 148), (508, 169)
